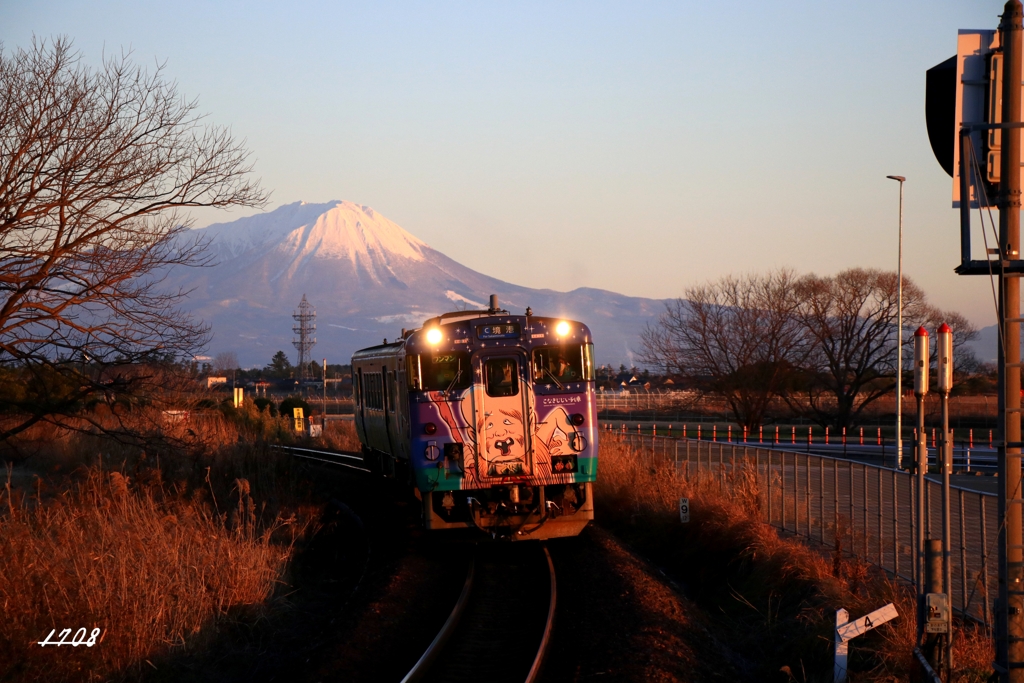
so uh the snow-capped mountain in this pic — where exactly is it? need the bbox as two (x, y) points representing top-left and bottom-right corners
(171, 200), (664, 367)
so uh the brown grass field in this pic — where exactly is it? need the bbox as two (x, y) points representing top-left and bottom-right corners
(0, 403), (358, 682)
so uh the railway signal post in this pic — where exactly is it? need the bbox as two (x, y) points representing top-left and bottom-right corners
(939, 323), (954, 678)
(914, 325), (930, 645)
(927, 3), (1024, 676)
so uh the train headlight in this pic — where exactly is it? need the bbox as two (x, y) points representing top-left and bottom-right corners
(424, 422), (437, 435)
(569, 413), (585, 426)
(426, 328), (443, 345)
(555, 321), (570, 337)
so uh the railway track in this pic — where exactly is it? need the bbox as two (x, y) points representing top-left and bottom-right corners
(402, 544), (557, 683)
(271, 444), (371, 473)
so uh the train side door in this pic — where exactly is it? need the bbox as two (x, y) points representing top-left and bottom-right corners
(472, 353), (532, 478)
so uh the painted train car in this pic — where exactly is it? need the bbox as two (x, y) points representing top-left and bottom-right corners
(351, 296), (597, 541)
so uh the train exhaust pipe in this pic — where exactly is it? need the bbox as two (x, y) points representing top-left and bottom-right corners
(489, 294), (499, 313)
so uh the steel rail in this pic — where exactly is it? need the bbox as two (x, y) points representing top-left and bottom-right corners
(400, 558), (476, 683)
(271, 444), (371, 473)
(400, 547), (556, 683)
(525, 546), (557, 683)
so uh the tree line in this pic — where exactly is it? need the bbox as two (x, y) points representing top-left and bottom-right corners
(639, 268), (979, 430)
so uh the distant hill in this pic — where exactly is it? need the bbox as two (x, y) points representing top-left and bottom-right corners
(169, 200), (665, 367)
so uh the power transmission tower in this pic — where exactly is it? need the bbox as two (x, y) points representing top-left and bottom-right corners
(292, 294), (317, 381)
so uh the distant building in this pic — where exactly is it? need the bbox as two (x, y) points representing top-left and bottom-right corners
(206, 377), (228, 388)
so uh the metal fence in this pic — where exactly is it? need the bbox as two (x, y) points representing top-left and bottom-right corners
(617, 433), (996, 629)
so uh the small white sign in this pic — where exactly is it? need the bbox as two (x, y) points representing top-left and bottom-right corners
(837, 602), (898, 642)
(309, 424), (323, 438)
(835, 603), (898, 683)
(678, 497), (690, 523)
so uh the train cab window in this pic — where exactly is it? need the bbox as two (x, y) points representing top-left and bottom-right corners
(415, 352), (472, 392)
(485, 358), (519, 397)
(533, 345), (593, 386)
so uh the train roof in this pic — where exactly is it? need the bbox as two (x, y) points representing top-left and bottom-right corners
(351, 339), (404, 361)
(351, 295), (590, 360)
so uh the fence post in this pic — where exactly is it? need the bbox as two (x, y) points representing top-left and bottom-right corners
(719, 442), (725, 489)
(911, 478), (918, 591)
(756, 447), (762, 496)
(848, 461), (855, 553)
(833, 459), (839, 549)
(981, 496), (991, 632)
(819, 456), (825, 545)
(768, 448), (773, 525)
(959, 489), (967, 615)
(806, 453), (812, 540)
(863, 465), (869, 559)
(893, 470), (900, 580)
(877, 467), (883, 565)
(783, 451), (789, 532)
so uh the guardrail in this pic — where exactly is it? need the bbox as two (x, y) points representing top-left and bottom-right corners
(600, 420), (998, 472)
(618, 433), (996, 629)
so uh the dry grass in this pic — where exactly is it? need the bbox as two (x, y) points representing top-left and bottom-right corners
(0, 401), (334, 682)
(594, 435), (993, 682)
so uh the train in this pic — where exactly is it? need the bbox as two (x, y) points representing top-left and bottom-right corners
(351, 295), (597, 541)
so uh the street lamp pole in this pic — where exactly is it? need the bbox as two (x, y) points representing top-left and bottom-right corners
(887, 175), (906, 470)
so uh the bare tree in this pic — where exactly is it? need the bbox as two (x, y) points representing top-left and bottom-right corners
(791, 268), (935, 429)
(0, 38), (266, 442)
(639, 270), (807, 428)
(923, 309), (980, 376)
(212, 351), (239, 375)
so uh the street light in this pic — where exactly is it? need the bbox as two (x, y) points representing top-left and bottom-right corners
(887, 174), (906, 469)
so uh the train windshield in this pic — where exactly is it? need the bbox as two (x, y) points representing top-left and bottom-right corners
(409, 352), (473, 392)
(532, 343), (594, 386)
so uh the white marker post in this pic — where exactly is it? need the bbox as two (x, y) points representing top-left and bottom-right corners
(834, 603), (899, 683)
(678, 498), (690, 523)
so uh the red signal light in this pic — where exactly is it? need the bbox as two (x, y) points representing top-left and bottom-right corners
(569, 413), (585, 426)
(424, 422), (437, 435)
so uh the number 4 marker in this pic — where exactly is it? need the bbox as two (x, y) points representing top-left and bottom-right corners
(834, 603), (898, 683)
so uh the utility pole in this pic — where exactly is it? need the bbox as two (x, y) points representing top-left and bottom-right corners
(292, 294), (317, 382)
(926, 3), (1024, 675)
(998, 4), (1024, 680)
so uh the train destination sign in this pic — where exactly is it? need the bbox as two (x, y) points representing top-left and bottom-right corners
(477, 323), (521, 340)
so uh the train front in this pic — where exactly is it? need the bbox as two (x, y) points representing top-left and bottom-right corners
(405, 314), (597, 540)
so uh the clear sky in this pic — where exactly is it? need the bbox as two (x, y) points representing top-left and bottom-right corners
(1, 1), (1003, 326)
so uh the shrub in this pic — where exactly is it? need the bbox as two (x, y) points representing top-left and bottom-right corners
(254, 397), (277, 416)
(278, 396), (311, 420)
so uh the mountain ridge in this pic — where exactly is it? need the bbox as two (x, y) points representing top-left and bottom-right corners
(171, 200), (663, 367)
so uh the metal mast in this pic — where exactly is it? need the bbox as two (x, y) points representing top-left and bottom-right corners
(292, 294), (317, 381)
(998, 3), (1024, 680)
